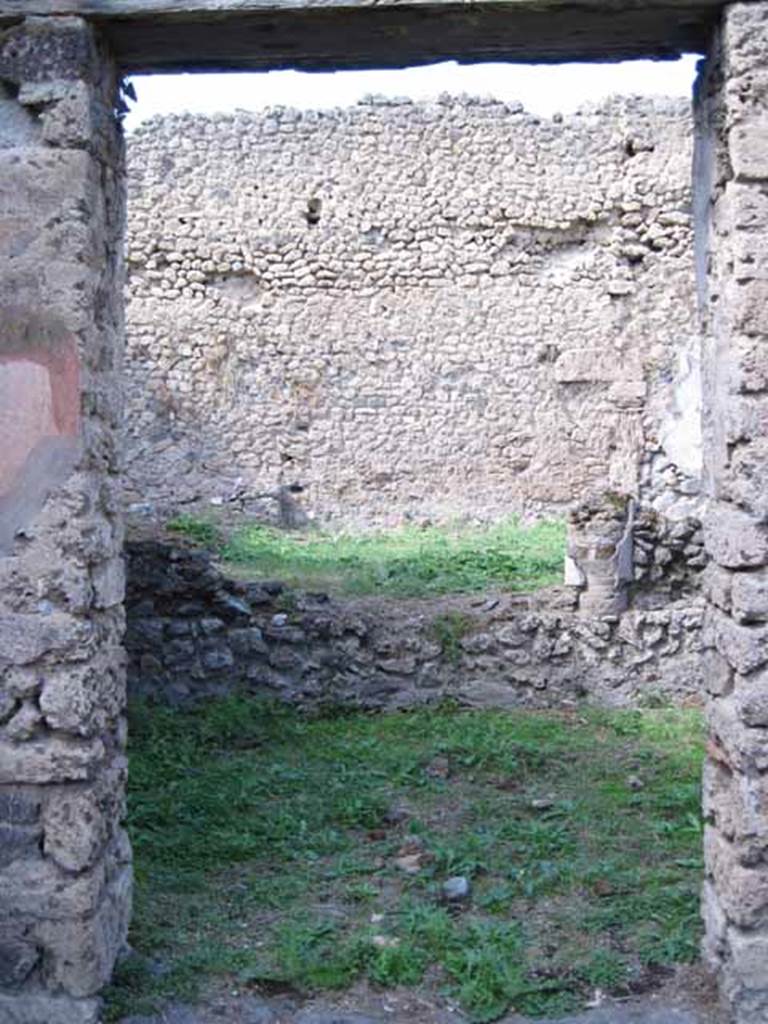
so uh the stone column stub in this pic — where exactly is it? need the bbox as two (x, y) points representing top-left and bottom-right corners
(565, 491), (634, 617)
(0, 15), (131, 1023)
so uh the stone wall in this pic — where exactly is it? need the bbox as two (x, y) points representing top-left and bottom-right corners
(8, 4), (768, 1023)
(0, 16), (130, 1024)
(124, 96), (700, 529)
(125, 538), (706, 712)
(566, 492), (706, 616)
(696, 6), (768, 1021)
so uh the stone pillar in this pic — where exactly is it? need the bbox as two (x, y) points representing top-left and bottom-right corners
(695, 5), (768, 1021)
(565, 492), (633, 616)
(0, 17), (130, 1024)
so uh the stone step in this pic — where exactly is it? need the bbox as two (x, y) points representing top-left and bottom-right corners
(503, 1006), (703, 1024)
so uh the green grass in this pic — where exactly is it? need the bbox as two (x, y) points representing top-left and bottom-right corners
(167, 514), (222, 548)
(213, 516), (566, 597)
(106, 700), (705, 1022)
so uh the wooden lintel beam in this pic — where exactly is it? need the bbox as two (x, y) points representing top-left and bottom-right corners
(0, 0), (720, 72)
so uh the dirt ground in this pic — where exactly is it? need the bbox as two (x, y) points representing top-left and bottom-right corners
(120, 962), (727, 1024)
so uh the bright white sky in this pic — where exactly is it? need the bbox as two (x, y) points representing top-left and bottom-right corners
(125, 55), (700, 131)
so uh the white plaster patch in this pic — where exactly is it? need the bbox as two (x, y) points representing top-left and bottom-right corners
(659, 342), (703, 480)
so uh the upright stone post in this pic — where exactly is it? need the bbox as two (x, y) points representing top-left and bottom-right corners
(565, 492), (633, 616)
(0, 17), (130, 1024)
(696, 5), (768, 1021)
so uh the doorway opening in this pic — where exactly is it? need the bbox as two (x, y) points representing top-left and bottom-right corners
(115, 56), (713, 1024)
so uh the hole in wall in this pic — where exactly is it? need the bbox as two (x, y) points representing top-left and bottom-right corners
(304, 196), (322, 225)
(1, 76), (20, 99)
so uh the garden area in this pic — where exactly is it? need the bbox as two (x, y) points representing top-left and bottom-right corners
(107, 699), (704, 1022)
(166, 515), (567, 598)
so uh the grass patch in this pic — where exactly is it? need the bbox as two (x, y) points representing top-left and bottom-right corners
(218, 516), (566, 597)
(106, 699), (705, 1021)
(167, 514), (222, 548)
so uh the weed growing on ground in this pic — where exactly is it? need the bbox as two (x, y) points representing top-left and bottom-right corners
(220, 516), (566, 597)
(430, 611), (474, 664)
(105, 699), (704, 1022)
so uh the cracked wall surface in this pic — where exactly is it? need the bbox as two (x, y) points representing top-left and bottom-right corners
(0, 16), (130, 1024)
(124, 96), (700, 528)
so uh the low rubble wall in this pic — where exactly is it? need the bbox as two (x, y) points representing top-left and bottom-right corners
(126, 539), (706, 711)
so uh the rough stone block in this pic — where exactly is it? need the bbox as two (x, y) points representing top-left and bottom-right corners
(41, 761), (127, 874)
(719, 985), (768, 1024)
(702, 563), (733, 613)
(706, 607), (768, 674)
(0, 790), (40, 824)
(38, 657), (124, 737)
(0, 993), (100, 1024)
(0, 147), (101, 286)
(4, 702), (43, 742)
(43, 791), (107, 874)
(0, 16), (100, 87)
(730, 227), (768, 283)
(0, 735), (105, 785)
(0, 514), (93, 619)
(727, 273), (768, 339)
(721, 440), (768, 520)
(0, 822), (42, 870)
(732, 568), (768, 623)
(0, 614), (87, 667)
(723, 394), (768, 446)
(701, 878), (728, 971)
(704, 826), (768, 928)
(720, 335), (768, 394)
(734, 667), (768, 727)
(0, 858), (106, 921)
(18, 79), (93, 148)
(201, 646), (234, 672)
(128, 617), (164, 648)
(700, 647), (734, 697)
(0, 929), (39, 988)
(91, 556), (125, 611)
(703, 504), (768, 569)
(229, 626), (268, 657)
(707, 696), (768, 773)
(727, 927), (768, 990)
(552, 348), (621, 383)
(37, 862), (132, 998)
(723, 181), (768, 232)
(607, 379), (646, 407)
(725, 3), (768, 79)
(704, 754), (768, 842)
(729, 113), (768, 182)
(0, 79), (41, 146)
(495, 623), (529, 648)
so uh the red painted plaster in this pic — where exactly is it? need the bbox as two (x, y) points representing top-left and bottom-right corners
(0, 338), (80, 498)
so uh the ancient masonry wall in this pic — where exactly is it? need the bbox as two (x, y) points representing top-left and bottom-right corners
(698, 5), (768, 1022)
(0, 17), (130, 1024)
(124, 96), (700, 529)
(125, 538), (706, 713)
